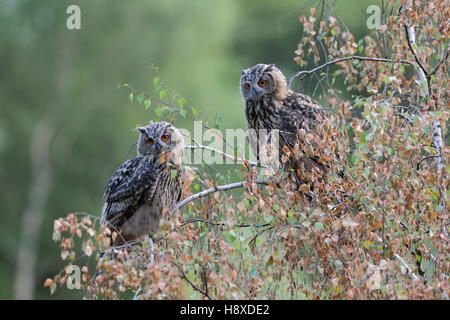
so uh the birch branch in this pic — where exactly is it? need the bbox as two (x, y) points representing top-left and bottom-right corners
(171, 261), (213, 300)
(405, 25), (429, 97)
(432, 122), (444, 173)
(394, 254), (419, 281)
(406, 25), (445, 174)
(172, 179), (269, 214)
(288, 55), (415, 88)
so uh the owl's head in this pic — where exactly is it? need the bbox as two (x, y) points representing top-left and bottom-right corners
(240, 63), (290, 103)
(136, 121), (184, 166)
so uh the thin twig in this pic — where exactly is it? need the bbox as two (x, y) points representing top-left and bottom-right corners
(171, 179), (269, 214)
(153, 218), (271, 243)
(394, 254), (419, 281)
(404, 25), (429, 77)
(171, 261), (213, 300)
(288, 55), (415, 88)
(429, 48), (449, 77)
(416, 155), (439, 170)
(248, 226), (274, 249)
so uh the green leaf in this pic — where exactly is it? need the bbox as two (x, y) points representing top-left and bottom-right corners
(136, 94), (144, 104)
(386, 147), (394, 155)
(153, 77), (159, 87)
(360, 131), (368, 143)
(363, 240), (371, 249)
(178, 98), (185, 108)
(159, 90), (167, 100)
(191, 106), (198, 116)
(128, 92), (133, 102)
(314, 222), (324, 231)
(144, 99), (151, 110)
(154, 106), (163, 117)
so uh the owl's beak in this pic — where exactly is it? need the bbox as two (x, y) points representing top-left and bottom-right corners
(156, 142), (171, 154)
(248, 87), (258, 100)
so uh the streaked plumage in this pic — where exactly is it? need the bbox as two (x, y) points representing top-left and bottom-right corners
(101, 121), (184, 245)
(240, 63), (328, 186)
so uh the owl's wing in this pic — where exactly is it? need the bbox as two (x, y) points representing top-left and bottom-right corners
(287, 92), (326, 122)
(102, 157), (142, 201)
(280, 92), (330, 175)
(101, 157), (161, 228)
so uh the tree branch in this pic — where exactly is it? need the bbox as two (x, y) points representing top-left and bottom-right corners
(429, 48), (449, 78)
(288, 55), (415, 88)
(404, 25), (429, 77)
(405, 25), (444, 174)
(171, 179), (269, 214)
(170, 261), (213, 300)
(394, 254), (419, 281)
(416, 155), (439, 170)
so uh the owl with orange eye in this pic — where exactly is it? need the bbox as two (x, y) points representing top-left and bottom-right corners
(100, 121), (184, 245)
(240, 63), (330, 188)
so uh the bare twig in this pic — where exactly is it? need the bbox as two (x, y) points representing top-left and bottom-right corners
(416, 155), (439, 170)
(405, 26), (445, 175)
(288, 55), (415, 88)
(404, 25), (429, 78)
(171, 261), (213, 300)
(394, 254), (419, 281)
(248, 226), (274, 249)
(432, 122), (444, 174)
(171, 179), (269, 214)
(429, 48), (449, 77)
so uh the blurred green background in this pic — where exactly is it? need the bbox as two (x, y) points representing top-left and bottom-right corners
(0, 0), (375, 299)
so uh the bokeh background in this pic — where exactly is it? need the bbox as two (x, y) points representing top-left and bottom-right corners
(0, 0), (376, 299)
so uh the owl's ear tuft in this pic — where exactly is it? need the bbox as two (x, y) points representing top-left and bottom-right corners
(136, 126), (146, 134)
(241, 69), (247, 76)
(267, 64), (276, 71)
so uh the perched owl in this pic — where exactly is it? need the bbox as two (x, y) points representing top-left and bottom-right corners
(100, 121), (184, 245)
(240, 63), (328, 186)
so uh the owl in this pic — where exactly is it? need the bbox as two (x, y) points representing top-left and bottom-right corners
(100, 121), (184, 246)
(240, 63), (328, 187)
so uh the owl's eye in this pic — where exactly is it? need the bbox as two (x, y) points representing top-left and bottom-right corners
(161, 134), (169, 142)
(245, 83), (250, 90)
(258, 79), (267, 87)
(146, 138), (154, 145)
